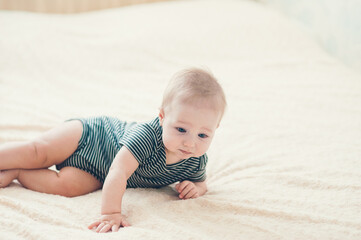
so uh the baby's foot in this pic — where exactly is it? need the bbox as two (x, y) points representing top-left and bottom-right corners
(0, 169), (19, 188)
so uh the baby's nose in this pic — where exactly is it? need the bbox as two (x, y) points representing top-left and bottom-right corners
(183, 135), (195, 147)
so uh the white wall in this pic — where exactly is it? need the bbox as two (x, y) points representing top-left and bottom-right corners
(260, 0), (361, 72)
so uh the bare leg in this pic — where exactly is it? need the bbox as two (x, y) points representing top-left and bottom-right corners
(0, 120), (83, 170)
(0, 167), (102, 197)
(0, 169), (19, 188)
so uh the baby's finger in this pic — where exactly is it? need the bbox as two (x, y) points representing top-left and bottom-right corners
(179, 183), (193, 198)
(192, 193), (200, 199)
(121, 219), (131, 227)
(183, 188), (197, 199)
(96, 222), (106, 233)
(112, 224), (120, 232)
(88, 221), (101, 230)
(177, 181), (190, 193)
(99, 223), (112, 233)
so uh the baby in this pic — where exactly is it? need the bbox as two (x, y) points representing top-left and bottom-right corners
(0, 67), (227, 233)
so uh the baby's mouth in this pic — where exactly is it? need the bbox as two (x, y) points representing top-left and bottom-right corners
(180, 149), (192, 155)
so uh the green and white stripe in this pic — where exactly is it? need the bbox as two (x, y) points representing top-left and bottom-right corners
(57, 116), (207, 188)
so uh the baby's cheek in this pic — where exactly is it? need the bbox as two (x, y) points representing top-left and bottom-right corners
(198, 142), (211, 156)
(162, 132), (176, 150)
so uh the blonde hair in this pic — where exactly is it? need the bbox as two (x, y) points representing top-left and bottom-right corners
(161, 67), (227, 119)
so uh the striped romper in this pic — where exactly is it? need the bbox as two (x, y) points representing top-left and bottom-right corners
(56, 116), (207, 188)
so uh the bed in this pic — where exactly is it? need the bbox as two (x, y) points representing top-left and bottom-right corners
(1, 0), (361, 239)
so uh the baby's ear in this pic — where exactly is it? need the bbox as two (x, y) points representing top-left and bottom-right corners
(158, 109), (165, 126)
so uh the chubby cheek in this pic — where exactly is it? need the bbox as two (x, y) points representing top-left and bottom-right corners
(196, 136), (215, 157)
(195, 143), (210, 157)
(162, 129), (178, 151)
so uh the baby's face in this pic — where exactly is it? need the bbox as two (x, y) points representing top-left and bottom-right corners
(159, 99), (221, 161)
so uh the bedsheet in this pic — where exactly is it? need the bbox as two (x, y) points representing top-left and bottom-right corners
(0, 0), (361, 239)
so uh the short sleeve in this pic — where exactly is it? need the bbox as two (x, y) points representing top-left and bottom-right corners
(119, 123), (157, 164)
(186, 154), (208, 182)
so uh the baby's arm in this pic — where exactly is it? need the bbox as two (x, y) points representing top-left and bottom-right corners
(88, 147), (139, 233)
(175, 180), (207, 200)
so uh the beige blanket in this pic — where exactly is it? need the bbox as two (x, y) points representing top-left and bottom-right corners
(1, 0), (361, 239)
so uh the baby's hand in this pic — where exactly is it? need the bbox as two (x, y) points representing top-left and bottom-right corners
(88, 213), (130, 233)
(175, 180), (200, 200)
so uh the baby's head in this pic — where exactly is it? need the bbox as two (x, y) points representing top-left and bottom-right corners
(159, 67), (226, 160)
(161, 67), (226, 121)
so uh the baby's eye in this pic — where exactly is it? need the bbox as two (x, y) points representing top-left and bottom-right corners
(176, 127), (186, 133)
(198, 133), (208, 139)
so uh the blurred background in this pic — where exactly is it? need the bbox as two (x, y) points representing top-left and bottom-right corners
(0, 0), (360, 72)
(0, 0), (169, 13)
(260, 0), (361, 72)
